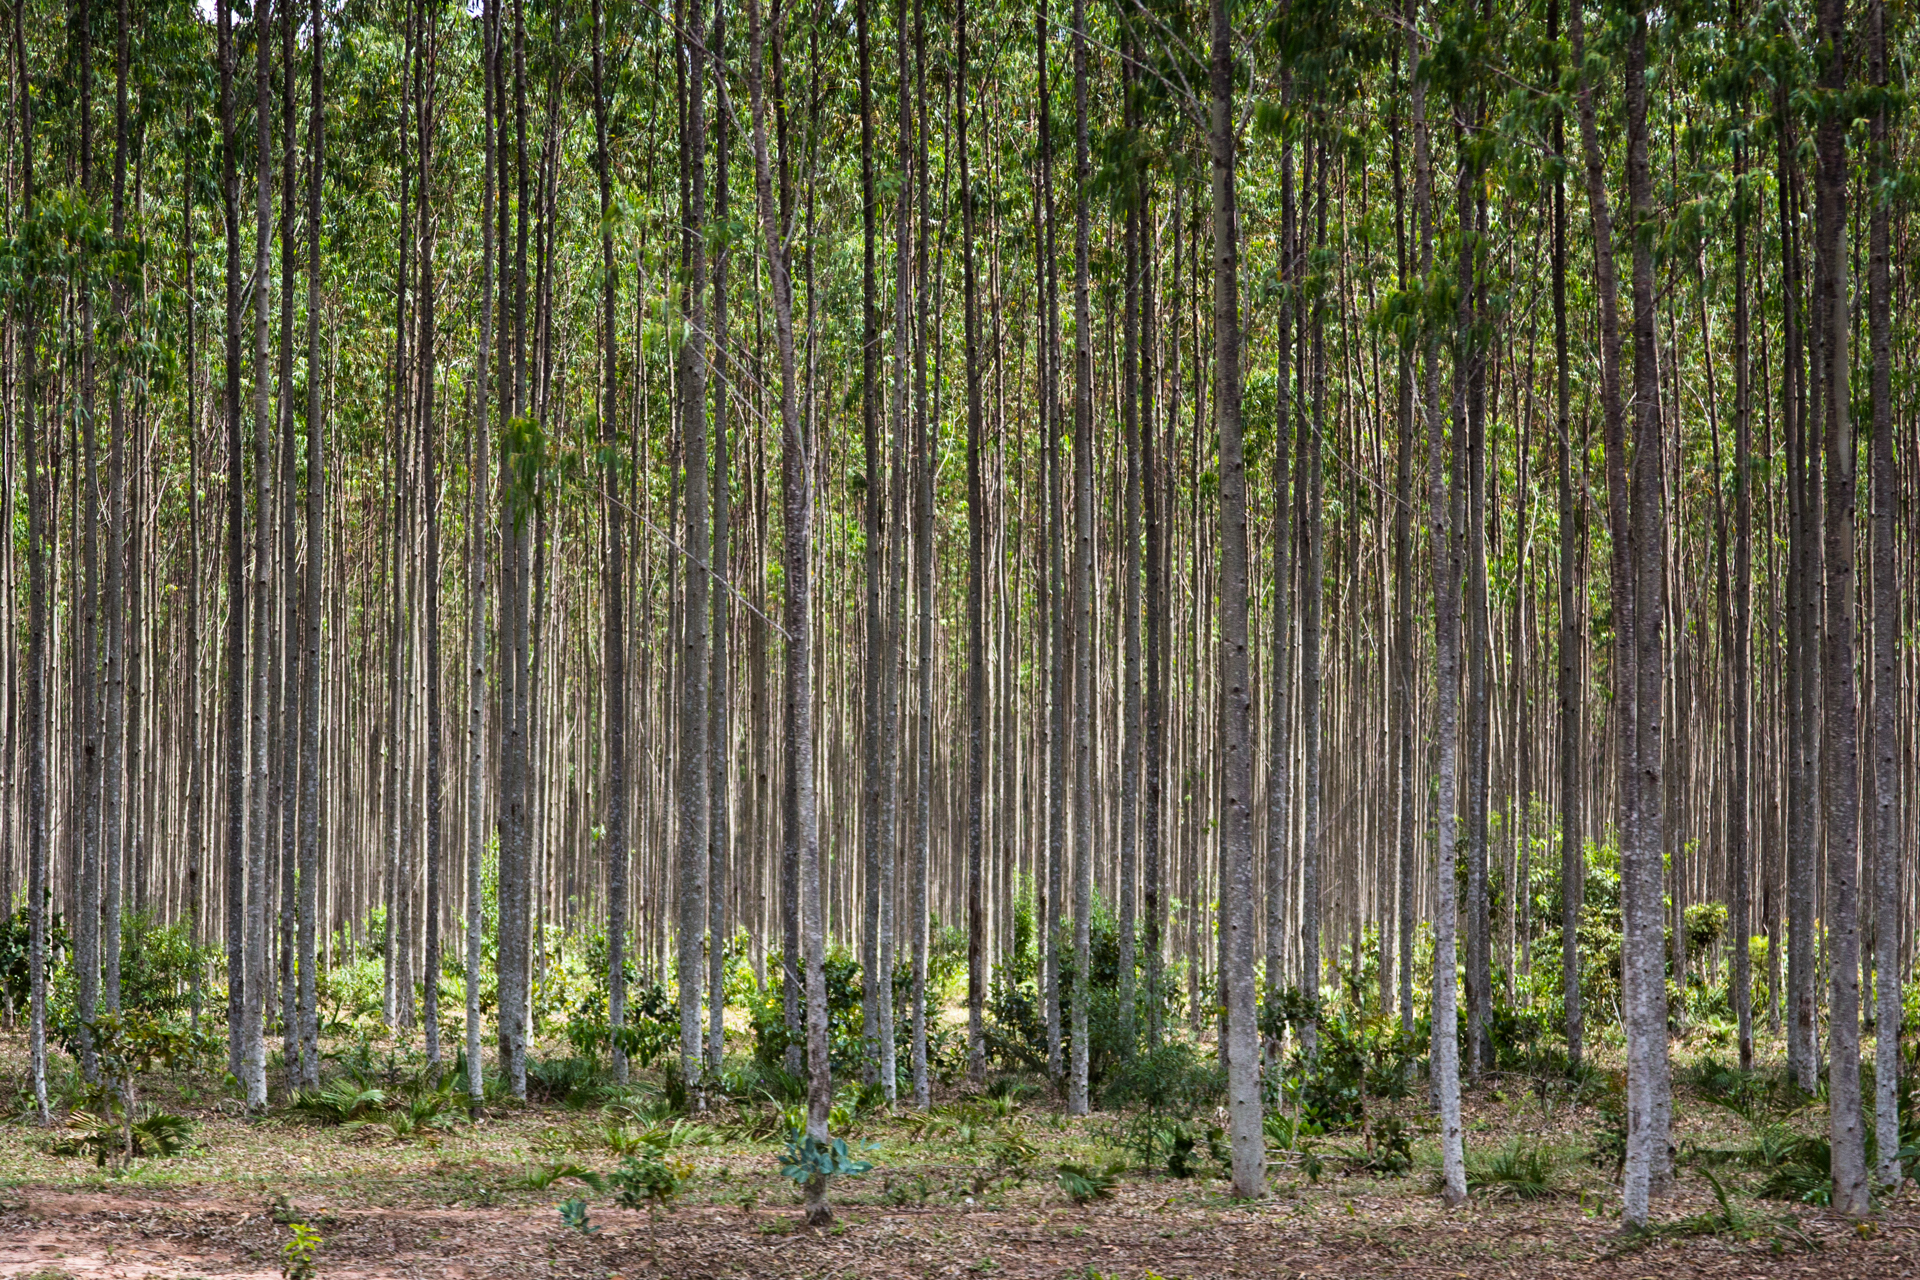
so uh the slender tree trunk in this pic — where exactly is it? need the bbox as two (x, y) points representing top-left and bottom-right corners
(1036, 0), (1066, 1083)
(297, 0), (326, 1090)
(102, 0), (130, 1022)
(1777, 74), (1819, 1095)
(1412, 0), (1466, 1204)
(859, 0), (888, 1085)
(909, 0), (934, 1111)
(1142, 179), (1165, 1054)
(416, 0), (444, 1070)
(1812, 0), (1865, 1215)
(465, 0), (498, 1104)
(1386, 89), (1415, 1032)
(959, 0), (988, 1083)
(1728, 20), (1752, 1073)
(16, 0), (50, 1119)
(1212, 0), (1264, 1197)
(242, 0), (276, 1111)
(708, 0), (733, 1079)
(1866, 0), (1900, 1193)
(1116, 42), (1141, 1058)
(594, 0), (627, 1087)
(676, 0), (712, 1099)
(1621, 10), (1673, 1221)
(749, 0), (829, 1221)
(75, 0), (102, 1088)
(1550, 0), (1582, 1066)
(1266, 125), (1296, 1039)
(1299, 141), (1327, 1055)
(1067, 0), (1093, 1119)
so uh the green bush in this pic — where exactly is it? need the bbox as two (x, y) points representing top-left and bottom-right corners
(0, 899), (69, 1020)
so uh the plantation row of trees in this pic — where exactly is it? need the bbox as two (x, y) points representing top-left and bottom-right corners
(0, 0), (1913, 1226)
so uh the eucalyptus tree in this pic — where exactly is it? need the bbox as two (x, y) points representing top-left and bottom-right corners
(676, 0), (712, 1098)
(1812, 0), (1865, 1216)
(747, 0), (829, 1220)
(1866, 0), (1900, 1194)
(1211, 0), (1264, 1199)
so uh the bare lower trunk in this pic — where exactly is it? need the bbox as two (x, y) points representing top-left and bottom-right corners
(1813, 0), (1865, 1214)
(1866, 0), (1900, 1192)
(1411, 0), (1465, 1202)
(1211, 0), (1264, 1197)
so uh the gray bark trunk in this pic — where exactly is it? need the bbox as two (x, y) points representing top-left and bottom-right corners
(676, 0), (711, 1098)
(1211, 0), (1264, 1197)
(1411, 1), (1465, 1202)
(1867, 0), (1899, 1192)
(1813, 0), (1865, 1213)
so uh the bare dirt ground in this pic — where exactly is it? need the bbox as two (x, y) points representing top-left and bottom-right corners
(6, 1037), (1919, 1279)
(3, 1181), (1920, 1279)
(6, 1158), (1920, 1279)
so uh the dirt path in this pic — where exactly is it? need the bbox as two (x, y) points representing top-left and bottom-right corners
(5, 1185), (1920, 1279)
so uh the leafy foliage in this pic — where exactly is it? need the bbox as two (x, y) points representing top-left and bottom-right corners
(557, 1197), (601, 1234)
(279, 1221), (323, 1280)
(1056, 1159), (1122, 1204)
(777, 1131), (875, 1187)
(1461, 1139), (1568, 1200)
(611, 1150), (693, 1209)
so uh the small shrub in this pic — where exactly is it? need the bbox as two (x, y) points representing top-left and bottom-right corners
(1056, 1160), (1122, 1204)
(1461, 1138), (1566, 1200)
(557, 1198), (601, 1235)
(519, 1161), (607, 1193)
(280, 1221), (322, 1280)
(612, 1150), (693, 1210)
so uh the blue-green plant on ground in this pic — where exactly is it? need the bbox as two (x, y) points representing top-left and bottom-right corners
(557, 1197), (601, 1234)
(778, 1128), (875, 1198)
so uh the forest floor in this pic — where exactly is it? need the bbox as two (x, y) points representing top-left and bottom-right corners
(2, 1033), (1917, 1280)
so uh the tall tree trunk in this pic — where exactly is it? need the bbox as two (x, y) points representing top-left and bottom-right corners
(676, 0), (711, 1099)
(102, 0), (130, 1022)
(1412, 0), (1466, 1205)
(1266, 124), (1295, 1038)
(1387, 86), (1415, 1032)
(959, 0), (987, 1083)
(1866, 0), (1900, 1193)
(466, 0), (499, 1103)
(1212, 0), (1264, 1198)
(297, 0), (327, 1090)
(218, 0), (247, 1093)
(1812, 0), (1865, 1216)
(1728, 4), (1752, 1073)
(1460, 110), (1491, 1075)
(1777, 71), (1819, 1095)
(594, 0), (627, 1087)
(1299, 140), (1327, 1054)
(1067, 0), (1093, 1118)
(1141, 180), (1165, 1054)
(707, 0), (733, 1080)
(1036, 0), (1066, 1082)
(76, 0), (102, 1088)
(1115, 39), (1141, 1059)
(1550, 0), (1583, 1066)
(243, 0), (276, 1111)
(748, 0), (829, 1221)
(909, 0), (934, 1111)
(859, 0), (888, 1086)
(16, 0), (50, 1119)
(417, 0), (444, 1071)
(1621, 9), (1672, 1222)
